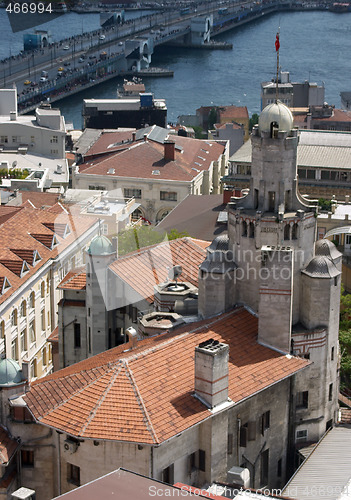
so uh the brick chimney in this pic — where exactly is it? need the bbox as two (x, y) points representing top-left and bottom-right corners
(194, 339), (229, 408)
(164, 140), (176, 161)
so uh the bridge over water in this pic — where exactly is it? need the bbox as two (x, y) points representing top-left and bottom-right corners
(0, 0), (329, 114)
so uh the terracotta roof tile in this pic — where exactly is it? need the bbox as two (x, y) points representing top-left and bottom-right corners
(0, 426), (19, 465)
(79, 136), (225, 182)
(0, 206), (96, 305)
(24, 308), (308, 444)
(218, 106), (249, 120)
(58, 267), (86, 290)
(0, 206), (23, 225)
(48, 326), (59, 343)
(109, 237), (207, 303)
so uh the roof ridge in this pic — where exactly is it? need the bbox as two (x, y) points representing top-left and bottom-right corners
(31, 362), (122, 420)
(123, 360), (159, 444)
(111, 237), (186, 263)
(79, 362), (124, 436)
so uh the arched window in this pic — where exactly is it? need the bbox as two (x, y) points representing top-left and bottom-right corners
(242, 221), (248, 237)
(284, 224), (290, 241)
(292, 223), (298, 240)
(46, 276), (50, 295)
(249, 222), (255, 238)
(40, 281), (45, 298)
(20, 300), (27, 317)
(29, 291), (35, 309)
(11, 309), (18, 327)
(0, 320), (4, 338)
(131, 207), (144, 222)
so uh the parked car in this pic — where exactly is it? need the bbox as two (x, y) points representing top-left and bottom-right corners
(63, 45), (69, 50)
(99, 35), (106, 40)
(24, 80), (31, 85)
(39, 76), (48, 83)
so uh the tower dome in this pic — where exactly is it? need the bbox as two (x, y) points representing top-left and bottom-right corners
(259, 101), (294, 133)
(87, 234), (114, 255)
(302, 255), (340, 279)
(0, 359), (24, 387)
(315, 239), (342, 261)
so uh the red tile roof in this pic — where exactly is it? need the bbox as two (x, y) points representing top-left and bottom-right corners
(109, 237), (208, 303)
(48, 326), (59, 343)
(0, 426), (19, 465)
(0, 206), (97, 305)
(78, 136), (225, 182)
(57, 267), (86, 290)
(218, 106), (249, 121)
(0, 206), (23, 225)
(85, 130), (136, 158)
(24, 308), (308, 444)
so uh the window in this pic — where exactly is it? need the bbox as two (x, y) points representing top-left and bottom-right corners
(29, 320), (35, 344)
(162, 464), (174, 484)
(249, 222), (255, 238)
(11, 406), (33, 423)
(199, 449), (206, 472)
(284, 224), (290, 240)
(292, 223), (298, 240)
(160, 191), (177, 201)
(50, 136), (58, 143)
(260, 449), (269, 486)
(30, 359), (37, 379)
(41, 281), (45, 298)
(30, 135), (35, 144)
(240, 425), (248, 447)
(299, 352), (310, 360)
(296, 429), (307, 442)
(296, 391), (309, 409)
(124, 188), (141, 199)
(30, 291), (35, 309)
(242, 221), (247, 237)
(42, 348), (47, 366)
(89, 185), (106, 191)
(12, 136), (18, 143)
(102, 224), (108, 235)
(20, 300), (27, 317)
(67, 463), (80, 486)
(188, 452), (197, 473)
(11, 309), (18, 327)
(41, 309), (46, 331)
(0, 135), (8, 143)
(261, 411), (270, 434)
(277, 458), (282, 478)
(329, 383), (333, 402)
(21, 449), (34, 467)
(74, 323), (81, 349)
(227, 434), (233, 455)
(0, 320), (4, 338)
(20, 329), (27, 353)
(331, 346), (335, 361)
(11, 338), (18, 360)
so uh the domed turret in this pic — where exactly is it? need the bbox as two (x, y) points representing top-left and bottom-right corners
(259, 101), (293, 134)
(302, 255), (340, 279)
(0, 359), (25, 387)
(87, 234), (114, 256)
(315, 239), (342, 260)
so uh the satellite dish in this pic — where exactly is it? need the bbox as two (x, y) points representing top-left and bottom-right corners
(12, 161), (17, 168)
(168, 265), (182, 284)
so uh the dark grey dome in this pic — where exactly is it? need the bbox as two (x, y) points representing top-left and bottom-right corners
(208, 235), (229, 252)
(315, 239), (342, 260)
(302, 256), (340, 279)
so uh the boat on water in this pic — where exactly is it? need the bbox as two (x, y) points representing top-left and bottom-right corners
(329, 2), (350, 12)
(117, 77), (145, 99)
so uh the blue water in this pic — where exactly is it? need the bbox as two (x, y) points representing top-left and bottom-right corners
(1, 9), (350, 128)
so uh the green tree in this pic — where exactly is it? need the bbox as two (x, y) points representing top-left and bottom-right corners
(249, 113), (259, 131)
(339, 284), (351, 391)
(118, 226), (189, 256)
(318, 198), (333, 211)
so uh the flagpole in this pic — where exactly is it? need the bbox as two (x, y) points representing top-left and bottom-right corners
(275, 31), (280, 103)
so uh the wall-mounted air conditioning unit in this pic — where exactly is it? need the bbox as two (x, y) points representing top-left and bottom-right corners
(63, 439), (78, 454)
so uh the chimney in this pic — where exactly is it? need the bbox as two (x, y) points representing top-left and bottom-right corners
(194, 339), (229, 408)
(126, 326), (137, 349)
(10, 111), (17, 121)
(164, 140), (176, 161)
(223, 188), (234, 204)
(143, 133), (148, 142)
(132, 132), (136, 142)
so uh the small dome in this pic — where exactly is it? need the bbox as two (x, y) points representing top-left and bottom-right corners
(0, 359), (24, 387)
(87, 235), (114, 255)
(302, 256), (340, 279)
(208, 235), (229, 252)
(259, 101), (294, 133)
(315, 239), (342, 260)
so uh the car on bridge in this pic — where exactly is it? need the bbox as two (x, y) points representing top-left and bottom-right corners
(24, 80), (31, 85)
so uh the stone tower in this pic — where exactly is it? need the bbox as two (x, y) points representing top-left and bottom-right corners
(86, 234), (117, 356)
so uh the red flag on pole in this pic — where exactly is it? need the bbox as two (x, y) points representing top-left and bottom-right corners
(275, 33), (280, 51)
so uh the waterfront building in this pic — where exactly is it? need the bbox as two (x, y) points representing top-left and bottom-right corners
(261, 70), (325, 110)
(209, 122), (245, 156)
(83, 93), (167, 130)
(73, 125), (228, 224)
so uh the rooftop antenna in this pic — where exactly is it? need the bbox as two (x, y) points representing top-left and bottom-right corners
(275, 28), (280, 103)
